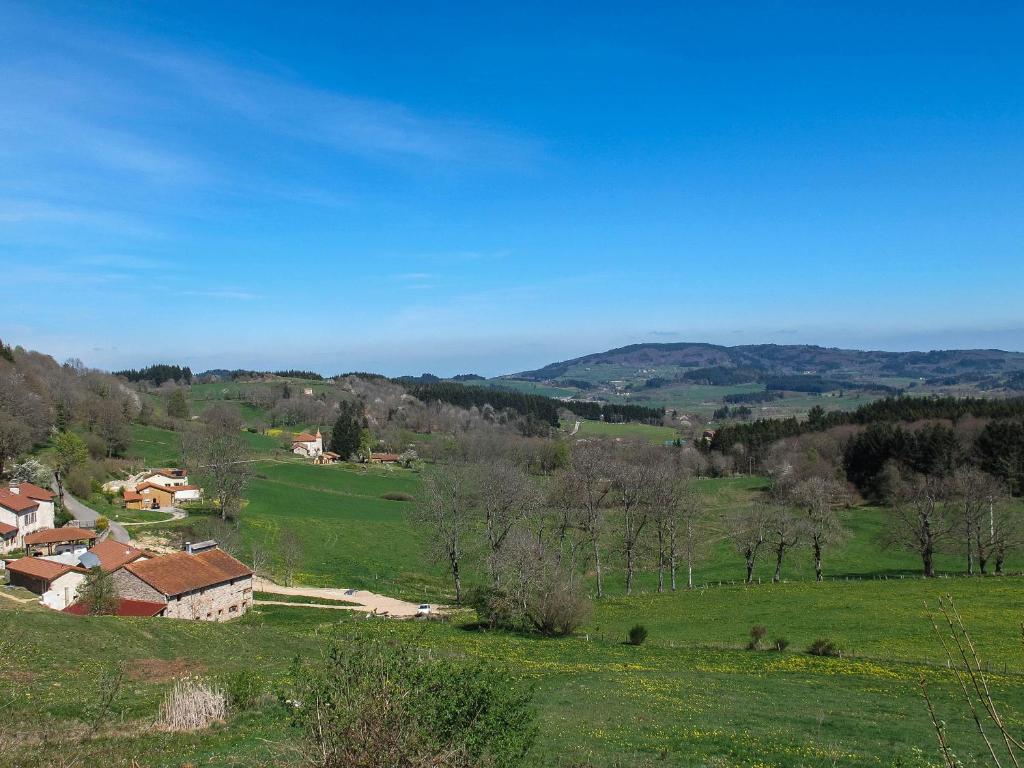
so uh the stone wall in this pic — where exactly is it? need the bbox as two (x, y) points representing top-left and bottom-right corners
(163, 576), (253, 621)
(111, 569), (166, 603)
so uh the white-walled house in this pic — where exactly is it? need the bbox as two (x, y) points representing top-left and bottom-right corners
(0, 483), (56, 554)
(5, 557), (87, 610)
(292, 430), (323, 458)
(140, 468), (190, 487)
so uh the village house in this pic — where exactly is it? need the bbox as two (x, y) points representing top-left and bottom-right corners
(140, 468), (190, 487)
(0, 483), (56, 554)
(292, 429), (324, 458)
(85, 538), (150, 572)
(5, 557), (88, 610)
(111, 543), (253, 621)
(313, 451), (341, 465)
(125, 481), (201, 509)
(369, 452), (401, 464)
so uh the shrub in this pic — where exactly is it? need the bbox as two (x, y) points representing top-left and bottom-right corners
(627, 624), (648, 646)
(290, 633), (536, 768)
(95, 516), (109, 533)
(772, 637), (789, 651)
(807, 638), (840, 657)
(380, 491), (415, 502)
(158, 677), (227, 731)
(221, 669), (264, 711)
(747, 624), (767, 650)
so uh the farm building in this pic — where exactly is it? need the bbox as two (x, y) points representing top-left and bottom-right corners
(64, 598), (166, 617)
(140, 468), (190, 487)
(111, 544), (254, 621)
(126, 481), (201, 509)
(0, 483), (56, 554)
(292, 430), (324, 458)
(86, 539), (150, 572)
(313, 451), (341, 465)
(369, 452), (400, 464)
(24, 526), (98, 556)
(5, 557), (88, 610)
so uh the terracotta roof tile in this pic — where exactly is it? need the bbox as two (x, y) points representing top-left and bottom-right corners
(123, 548), (252, 596)
(19, 483), (55, 501)
(24, 527), (98, 546)
(292, 433), (317, 442)
(6, 557), (85, 581)
(0, 490), (38, 513)
(87, 539), (147, 572)
(0, 521), (17, 538)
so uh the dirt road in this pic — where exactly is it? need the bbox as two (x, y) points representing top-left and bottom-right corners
(253, 577), (429, 618)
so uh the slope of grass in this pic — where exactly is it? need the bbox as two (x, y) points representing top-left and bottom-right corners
(6, 581), (1024, 768)
(570, 419), (679, 443)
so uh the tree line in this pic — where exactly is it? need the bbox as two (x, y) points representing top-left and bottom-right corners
(113, 363), (193, 385)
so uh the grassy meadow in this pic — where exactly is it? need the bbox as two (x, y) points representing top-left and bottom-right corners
(49, 415), (1024, 767)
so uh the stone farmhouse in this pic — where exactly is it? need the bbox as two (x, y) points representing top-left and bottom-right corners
(292, 429), (324, 458)
(111, 543), (253, 621)
(0, 483), (56, 554)
(125, 481), (201, 510)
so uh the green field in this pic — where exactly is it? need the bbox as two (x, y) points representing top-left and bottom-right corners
(5, 575), (1024, 767)
(568, 419), (680, 443)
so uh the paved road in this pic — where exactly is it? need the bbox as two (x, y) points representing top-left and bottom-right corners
(59, 490), (131, 543)
(253, 577), (429, 618)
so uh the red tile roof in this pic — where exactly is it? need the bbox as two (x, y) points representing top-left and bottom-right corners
(6, 557), (85, 581)
(24, 527), (98, 546)
(292, 432), (317, 443)
(19, 483), (55, 501)
(64, 598), (166, 617)
(0, 521), (17, 537)
(371, 453), (401, 462)
(0, 490), (38, 513)
(123, 490), (145, 502)
(87, 539), (148, 572)
(172, 485), (200, 492)
(136, 481), (173, 493)
(123, 548), (252, 596)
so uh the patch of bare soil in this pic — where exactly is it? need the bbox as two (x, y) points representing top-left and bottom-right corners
(126, 657), (206, 683)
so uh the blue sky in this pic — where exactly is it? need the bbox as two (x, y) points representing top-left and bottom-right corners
(2, 2), (1023, 376)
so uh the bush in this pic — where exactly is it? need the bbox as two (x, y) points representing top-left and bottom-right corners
(772, 637), (789, 651)
(158, 677), (227, 731)
(807, 638), (840, 657)
(627, 624), (648, 646)
(221, 669), (265, 711)
(290, 633), (536, 768)
(380, 491), (415, 502)
(95, 516), (109, 533)
(747, 624), (767, 650)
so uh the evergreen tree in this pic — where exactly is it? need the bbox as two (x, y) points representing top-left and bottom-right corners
(330, 401), (364, 459)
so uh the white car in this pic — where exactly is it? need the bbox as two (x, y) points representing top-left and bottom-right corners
(416, 603), (431, 617)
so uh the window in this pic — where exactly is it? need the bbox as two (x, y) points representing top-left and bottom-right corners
(229, 605), (238, 613)
(24, 511), (35, 525)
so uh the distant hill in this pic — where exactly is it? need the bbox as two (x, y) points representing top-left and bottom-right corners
(508, 343), (1024, 392)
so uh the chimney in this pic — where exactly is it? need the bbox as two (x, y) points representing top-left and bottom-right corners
(8, 484), (19, 495)
(184, 541), (193, 554)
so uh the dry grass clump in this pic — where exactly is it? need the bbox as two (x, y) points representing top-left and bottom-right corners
(157, 677), (227, 731)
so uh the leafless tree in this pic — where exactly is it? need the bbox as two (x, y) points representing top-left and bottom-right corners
(182, 420), (252, 521)
(949, 467), (1005, 575)
(472, 460), (543, 587)
(726, 502), (772, 583)
(554, 441), (613, 597)
(278, 528), (304, 587)
(888, 474), (956, 578)
(766, 503), (802, 583)
(787, 476), (851, 581)
(609, 444), (657, 595)
(648, 458), (709, 591)
(411, 461), (476, 603)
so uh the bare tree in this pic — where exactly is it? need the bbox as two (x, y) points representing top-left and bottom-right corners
(766, 504), (802, 583)
(609, 444), (657, 595)
(182, 421), (252, 521)
(555, 441), (612, 597)
(949, 467), (1005, 575)
(472, 460), (543, 587)
(411, 461), (476, 603)
(649, 460), (709, 591)
(726, 502), (772, 583)
(278, 528), (303, 587)
(888, 474), (956, 578)
(787, 476), (851, 581)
